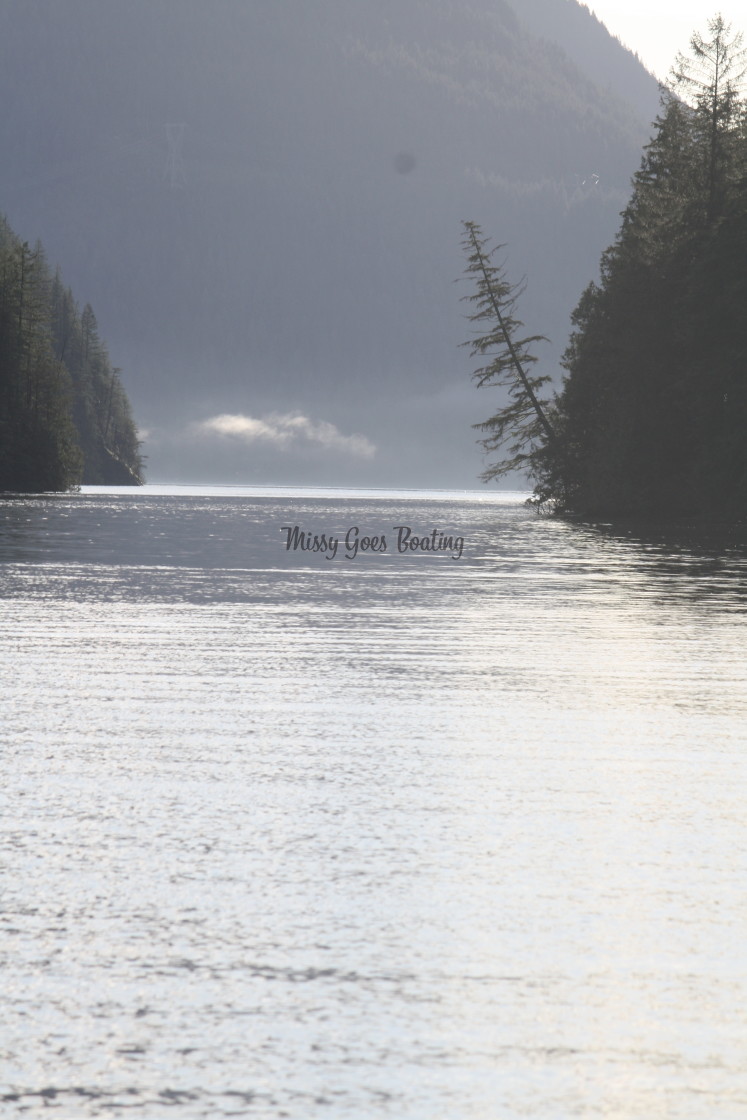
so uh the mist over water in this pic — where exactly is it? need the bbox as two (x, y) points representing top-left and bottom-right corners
(2, 487), (747, 1118)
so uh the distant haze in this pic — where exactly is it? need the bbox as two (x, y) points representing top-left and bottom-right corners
(587, 2), (745, 82)
(0, 0), (660, 487)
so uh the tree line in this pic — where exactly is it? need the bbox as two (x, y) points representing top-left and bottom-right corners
(465, 16), (747, 518)
(0, 214), (143, 491)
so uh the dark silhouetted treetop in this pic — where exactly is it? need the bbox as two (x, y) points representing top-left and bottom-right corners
(669, 14), (747, 223)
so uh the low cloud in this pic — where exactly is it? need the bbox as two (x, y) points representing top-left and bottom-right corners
(193, 412), (376, 459)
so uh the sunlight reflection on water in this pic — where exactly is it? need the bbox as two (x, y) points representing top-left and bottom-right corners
(2, 487), (747, 1118)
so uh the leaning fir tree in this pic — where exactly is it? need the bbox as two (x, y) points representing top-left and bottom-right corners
(460, 221), (557, 490)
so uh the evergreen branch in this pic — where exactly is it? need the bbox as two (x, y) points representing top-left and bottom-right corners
(464, 222), (556, 445)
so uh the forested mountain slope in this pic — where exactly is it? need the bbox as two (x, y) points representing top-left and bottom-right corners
(475, 17), (747, 519)
(543, 18), (747, 517)
(0, 0), (660, 485)
(0, 215), (143, 491)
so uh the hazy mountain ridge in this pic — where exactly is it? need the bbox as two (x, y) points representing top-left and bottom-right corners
(517, 0), (660, 115)
(0, 0), (660, 485)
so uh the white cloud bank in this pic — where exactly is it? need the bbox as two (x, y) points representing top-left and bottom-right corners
(193, 412), (376, 459)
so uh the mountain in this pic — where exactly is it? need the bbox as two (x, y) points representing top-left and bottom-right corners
(0, 0), (660, 487)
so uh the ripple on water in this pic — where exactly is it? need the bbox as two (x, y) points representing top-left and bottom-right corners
(2, 489), (747, 1118)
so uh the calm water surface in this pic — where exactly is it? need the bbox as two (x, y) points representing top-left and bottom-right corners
(2, 485), (747, 1119)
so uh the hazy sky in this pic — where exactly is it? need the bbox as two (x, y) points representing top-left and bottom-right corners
(586, 2), (745, 82)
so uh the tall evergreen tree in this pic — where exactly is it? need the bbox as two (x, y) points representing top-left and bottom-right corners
(670, 15), (747, 223)
(460, 221), (555, 483)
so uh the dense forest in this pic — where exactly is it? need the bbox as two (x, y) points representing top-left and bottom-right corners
(470, 17), (747, 518)
(0, 215), (143, 491)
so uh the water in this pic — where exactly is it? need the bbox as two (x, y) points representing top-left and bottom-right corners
(2, 485), (747, 1119)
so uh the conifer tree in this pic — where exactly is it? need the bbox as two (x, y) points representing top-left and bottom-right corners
(460, 221), (555, 483)
(669, 15), (747, 222)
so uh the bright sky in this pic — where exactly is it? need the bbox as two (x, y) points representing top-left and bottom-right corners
(585, 2), (745, 82)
